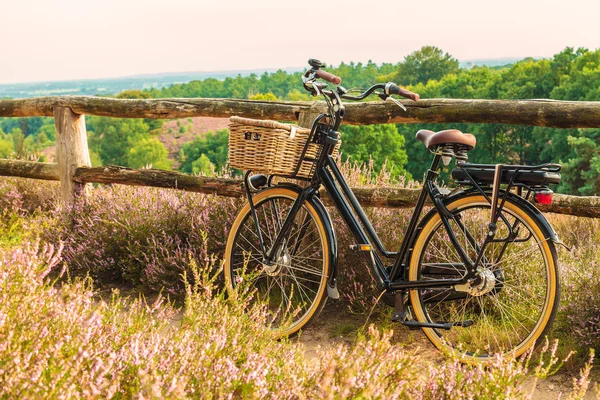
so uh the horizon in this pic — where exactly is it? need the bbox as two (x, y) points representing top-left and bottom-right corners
(2, 0), (600, 85)
(0, 55), (529, 87)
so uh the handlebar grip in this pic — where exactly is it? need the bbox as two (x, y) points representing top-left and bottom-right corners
(387, 83), (420, 101)
(315, 69), (342, 85)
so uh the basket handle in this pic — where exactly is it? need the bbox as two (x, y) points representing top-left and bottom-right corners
(230, 116), (309, 134)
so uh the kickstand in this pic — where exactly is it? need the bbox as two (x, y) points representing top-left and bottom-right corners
(391, 291), (409, 322)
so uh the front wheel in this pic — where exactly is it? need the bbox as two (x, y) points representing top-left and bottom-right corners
(408, 194), (560, 360)
(224, 187), (330, 337)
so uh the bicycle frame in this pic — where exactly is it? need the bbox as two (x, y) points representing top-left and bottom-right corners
(247, 76), (559, 295)
(253, 145), (479, 293)
(231, 64), (563, 351)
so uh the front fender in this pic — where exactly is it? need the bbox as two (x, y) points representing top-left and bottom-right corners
(267, 183), (339, 299)
(310, 194), (340, 299)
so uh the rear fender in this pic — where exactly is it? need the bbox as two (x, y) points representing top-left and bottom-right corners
(404, 189), (562, 279)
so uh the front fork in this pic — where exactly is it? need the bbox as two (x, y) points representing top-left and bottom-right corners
(244, 171), (317, 265)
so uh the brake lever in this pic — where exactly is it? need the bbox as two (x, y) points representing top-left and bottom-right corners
(385, 95), (407, 111)
(304, 80), (328, 96)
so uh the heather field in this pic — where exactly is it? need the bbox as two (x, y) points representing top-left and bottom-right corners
(1, 173), (599, 399)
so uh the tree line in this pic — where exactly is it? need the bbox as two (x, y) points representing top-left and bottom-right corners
(1, 46), (599, 194)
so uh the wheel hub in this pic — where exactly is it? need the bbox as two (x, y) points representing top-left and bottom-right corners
(454, 268), (496, 296)
(263, 247), (291, 276)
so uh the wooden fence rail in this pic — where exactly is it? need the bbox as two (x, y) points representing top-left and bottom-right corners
(0, 95), (599, 217)
(2, 96), (600, 127)
(1, 159), (599, 218)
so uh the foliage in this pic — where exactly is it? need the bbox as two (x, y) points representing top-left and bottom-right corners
(340, 124), (411, 178)
(190, 153), (215, 175)
(45, 185), (241, 294)
(394, 45), (460, 85)
(115, 90), (163, 131)
(0, 179), (59, 246)
(115, 89), (152, 99)
(0, 240), (595, 398)
(0, 117), (56, 157)
(248, 92), (277, 101)
(87, 117), (152, 167)
(127, 137), (172, 170)
(178, 129), (229, 173)
(0, 178), (58, 215)
(3, 46), (600, 195)
(0, 127), (13, 157)
(561, 133), (600, 195)
(551, 214), (600, 352)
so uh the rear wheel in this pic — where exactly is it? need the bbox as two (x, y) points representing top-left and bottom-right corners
(408, 194), (560, 360)
(224, 187), (330, 337)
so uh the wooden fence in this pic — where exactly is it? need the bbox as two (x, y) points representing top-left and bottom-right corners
(1, 96), (600, 218)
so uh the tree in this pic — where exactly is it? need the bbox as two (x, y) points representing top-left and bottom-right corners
(0, 127), (12, 158)
(285, 89), (311, 101)
(551, 49), (600, 101)
(87, 117), (150, 166)
(128, 138), (172, 170)
(249, 92), (277, 101)
(560, 132), (600, 195)
(116, 90), (152, 99)
(38, 122), (56, 142)
(0, 140), (11, 158)
(191, 154), (215, 175)
(178, 129), (229, 173)
(11, 128), (26, 157)
(116, 90), (163, 131)
(492, 59), (555, 99)
(395, 46), (459, 85)
(340, 124), (410, 178)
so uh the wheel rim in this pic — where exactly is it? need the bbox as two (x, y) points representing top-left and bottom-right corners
(409, 196), (557, 359)
(225, 190), (328, 336)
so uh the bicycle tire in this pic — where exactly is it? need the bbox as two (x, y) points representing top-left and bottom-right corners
(408, 193), (560, 360)
(224, 187), (330, 337)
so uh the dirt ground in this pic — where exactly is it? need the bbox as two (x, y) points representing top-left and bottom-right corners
(296, 302), (599, 400)
(98, 286), (598, 399)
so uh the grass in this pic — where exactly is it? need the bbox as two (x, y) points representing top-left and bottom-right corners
(0, 176), (599, 397)
(0, 241), (596, 399)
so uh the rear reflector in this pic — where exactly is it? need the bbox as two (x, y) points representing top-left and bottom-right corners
(535, 191), (553, 205)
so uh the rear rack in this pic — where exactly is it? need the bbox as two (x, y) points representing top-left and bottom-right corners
(457, 162), (561, 173)
(452, 162), (562, 187)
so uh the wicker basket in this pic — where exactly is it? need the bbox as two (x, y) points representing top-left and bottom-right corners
(228, 116), (339, 178)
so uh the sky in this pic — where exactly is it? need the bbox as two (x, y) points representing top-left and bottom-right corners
(1, 0), (600, 84)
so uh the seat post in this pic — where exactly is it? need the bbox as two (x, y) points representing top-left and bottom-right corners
(389, 153), (442, 279)
(428, 153), (442, 177)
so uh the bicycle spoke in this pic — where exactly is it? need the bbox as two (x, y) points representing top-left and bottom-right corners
(226, 193), (328, 336)
(411, 199), (557, 359)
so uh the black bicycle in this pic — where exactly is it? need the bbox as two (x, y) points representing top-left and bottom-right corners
(224, 59), (562, 361)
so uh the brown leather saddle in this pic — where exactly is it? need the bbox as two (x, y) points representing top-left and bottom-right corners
(416, 129), (476, 150)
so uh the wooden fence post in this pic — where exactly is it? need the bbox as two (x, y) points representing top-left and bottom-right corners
(297, 110), (321, 129)
(53, 106), (92, 206)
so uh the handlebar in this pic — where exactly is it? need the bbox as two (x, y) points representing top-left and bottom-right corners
(303, 61), (419, 102)
(315, 69), (342, 85)
(385, 82), (420, 101)
(301, 58), (420, 130)
(339, 82), (419, 102)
